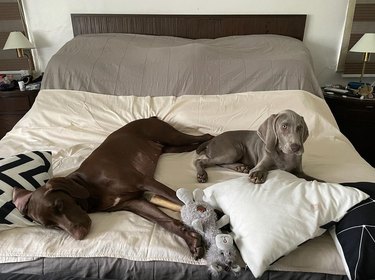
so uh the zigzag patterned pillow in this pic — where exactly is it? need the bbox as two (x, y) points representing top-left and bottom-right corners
(0, 151), (52, 229)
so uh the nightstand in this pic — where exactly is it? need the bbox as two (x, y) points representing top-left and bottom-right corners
(323, 92), (375, 167)
(0, 89), (39, 139)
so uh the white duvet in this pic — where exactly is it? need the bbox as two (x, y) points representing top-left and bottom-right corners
(0, 89), (374, 275)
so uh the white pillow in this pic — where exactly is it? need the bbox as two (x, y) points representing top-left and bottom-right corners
(203, 170), (369, 278)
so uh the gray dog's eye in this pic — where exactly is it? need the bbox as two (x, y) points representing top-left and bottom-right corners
(282, 124), (288, 129)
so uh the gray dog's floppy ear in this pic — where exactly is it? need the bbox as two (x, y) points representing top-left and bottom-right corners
(257, 113), (278, 153)
(13, 188), (33, 215)
(45, 177), (90, 199)
(301, 117), (309, 143)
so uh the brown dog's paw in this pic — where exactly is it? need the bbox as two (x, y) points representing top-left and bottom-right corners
(175, 221), (205, 260)
(249, 170), (267, 184)
(185, 228), (205, 260)
(235, 164), (251, 173)
(197, 171), (208, 183)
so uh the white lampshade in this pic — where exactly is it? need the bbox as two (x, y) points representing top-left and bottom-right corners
(3, 31), (35, 50)
(350, 33), (375, 53)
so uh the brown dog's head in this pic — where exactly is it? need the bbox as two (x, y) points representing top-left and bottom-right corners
(13, 177), (92, 240)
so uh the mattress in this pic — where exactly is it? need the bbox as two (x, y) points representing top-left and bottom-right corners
(0, 89), (373, 279)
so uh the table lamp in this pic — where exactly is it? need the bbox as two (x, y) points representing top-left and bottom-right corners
(3, 31), (35, 73)
(349, 33), (375, 83)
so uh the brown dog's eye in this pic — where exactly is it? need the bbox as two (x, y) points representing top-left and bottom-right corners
(46, 223), (57, 229)
(282, 124), (288, 129)
(54, 200), (64, 213)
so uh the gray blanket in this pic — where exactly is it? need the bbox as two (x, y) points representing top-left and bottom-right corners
(42, 33), (323, 97)
(0, 258), (347, 280)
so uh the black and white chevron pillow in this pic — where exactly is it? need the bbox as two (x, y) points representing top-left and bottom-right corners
(0, 151), (52, 229)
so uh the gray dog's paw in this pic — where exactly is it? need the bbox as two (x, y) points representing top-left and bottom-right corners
(235, 164), (251, 173)
(197, 171), (208, 183)
(249, 170), (267, 184)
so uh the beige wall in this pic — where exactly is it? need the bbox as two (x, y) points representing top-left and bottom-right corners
(22, 0), (352, 85)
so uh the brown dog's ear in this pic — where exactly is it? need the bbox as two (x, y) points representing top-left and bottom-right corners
(301, 117), (309, 143)
(45, 177), (90, 199)
(13, 188), (33, 215)
(257, 113), (278, 153)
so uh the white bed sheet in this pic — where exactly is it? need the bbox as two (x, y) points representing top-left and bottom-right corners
(0, 89), (374, 275)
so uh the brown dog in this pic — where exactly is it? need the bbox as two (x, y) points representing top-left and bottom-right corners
(13, 117), (212, 259)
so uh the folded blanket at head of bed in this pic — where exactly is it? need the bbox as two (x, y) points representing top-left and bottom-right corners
(41, 33), (323, 98)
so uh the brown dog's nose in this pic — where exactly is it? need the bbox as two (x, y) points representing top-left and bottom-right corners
(71, 220), (91, 240)
(290, 143), (301, 153)
(72, 226), (89, 240)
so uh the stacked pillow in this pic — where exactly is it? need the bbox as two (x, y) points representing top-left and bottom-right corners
(330, 182), (375, 280)
(203, 170), (369, 278)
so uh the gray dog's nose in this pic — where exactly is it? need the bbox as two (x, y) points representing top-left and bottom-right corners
(290, 143), (301, 153)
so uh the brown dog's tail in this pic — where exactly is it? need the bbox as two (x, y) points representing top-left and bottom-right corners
(163, 143), (203, 153)
(196, 140), (210, 155)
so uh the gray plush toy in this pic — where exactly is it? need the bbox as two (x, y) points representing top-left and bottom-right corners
(176, 188), (240, 276)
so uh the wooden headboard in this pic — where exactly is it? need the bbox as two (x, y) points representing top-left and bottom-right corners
(71, 14), (306, 40)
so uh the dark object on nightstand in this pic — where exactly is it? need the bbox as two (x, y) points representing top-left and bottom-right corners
(0, 80), (18, 91)
(323, 91), (375, 167)
(0, 89), (39, 139)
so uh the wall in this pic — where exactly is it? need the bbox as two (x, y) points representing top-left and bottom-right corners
(21, 0), (353, 86)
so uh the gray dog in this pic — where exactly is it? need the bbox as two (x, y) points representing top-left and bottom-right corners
(195, 110), (318, 184)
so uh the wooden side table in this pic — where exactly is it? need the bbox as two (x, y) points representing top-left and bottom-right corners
(0, 89), (39, 139)
(323, 92), (375, 167)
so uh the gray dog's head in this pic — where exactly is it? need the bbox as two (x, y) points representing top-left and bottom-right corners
(257, 109), (309, 155)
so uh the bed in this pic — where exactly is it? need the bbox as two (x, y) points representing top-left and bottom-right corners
(0, 14), (374, 280)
